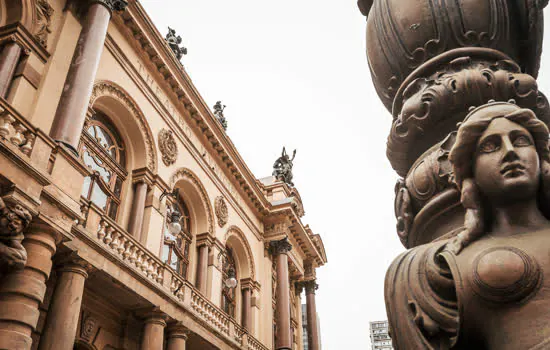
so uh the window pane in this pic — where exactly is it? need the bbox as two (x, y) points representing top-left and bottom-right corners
(81, 176), (92, 198)
(184, 241), (190, 258)
(162, 244), (170, 265)
(170, 250), (179, 271)
(92, 125), (116, 157)
(180, 262), (188, 279)
(90, 183), (108, 210)
(108, 202), (118, 220)
(114, 177), (122, 198)
(82, 148), (111, 183)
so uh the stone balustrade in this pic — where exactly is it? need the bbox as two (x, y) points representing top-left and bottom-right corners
(247, 334), (269, 350)
(93, 208), (164, 285)
(190, 287), (231, 336)
(0, 98), (36, 156)
(233, 321), (245, 345)
(167, 267), (186, 302)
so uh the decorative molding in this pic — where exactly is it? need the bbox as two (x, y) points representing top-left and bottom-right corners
(89, 81), (157, 172)
(169, 168), (214, 234)
(224, 225), (256, 280)
(34, 0), (54, 48)
(80, 312), (100, 343)
(92, 0), (129, 13)
(215, 196), (228, 227)
(158, 129), (178, 166)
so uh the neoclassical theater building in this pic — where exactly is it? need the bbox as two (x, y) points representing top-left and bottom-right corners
(0, 0), (327, 349)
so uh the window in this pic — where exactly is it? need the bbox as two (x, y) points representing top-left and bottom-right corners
(221, 247), (237, 317)
(79, 113), (126, 220)
(162, 197), (192, 279)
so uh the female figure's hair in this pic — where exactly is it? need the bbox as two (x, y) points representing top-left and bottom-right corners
(445, 101), (550, 254)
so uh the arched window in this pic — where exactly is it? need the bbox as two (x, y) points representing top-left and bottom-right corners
(79, 113), (126, 220)
(221, 247), (237, 317)
(162, 197), (192, 279)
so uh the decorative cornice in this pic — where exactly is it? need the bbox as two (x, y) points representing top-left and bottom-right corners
(270, 237), (292, 255)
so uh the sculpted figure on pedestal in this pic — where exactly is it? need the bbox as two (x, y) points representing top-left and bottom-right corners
(0, 197), (31, 271)
(273, 147), (296, 187)
(165, 27), (188, 60)
(386, 101), (550, 349)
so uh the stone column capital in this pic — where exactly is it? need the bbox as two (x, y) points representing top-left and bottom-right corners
(167, 322), (190, 340)
(136, 307), (168, 327)
(304, 280), (318, 295)
(270, 237), (292, 256)
(89, 0), (128, 14)
(54, 253), (94, 278)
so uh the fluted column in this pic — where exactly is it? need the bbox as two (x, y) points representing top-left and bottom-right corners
(128, 181), (148, 240)
(0, 225), (58, 350)
(0, 41), (22, 97)
(270, 237), (292, 350)
(195, 243), (209, 294)
(49, 0), (128, 153)
(166, 322), (189, 350)
(241, 285), (252, 330)
(38, 257), (93, 350)
(304, 280), (320, 350)
(139, 309), (167, 350)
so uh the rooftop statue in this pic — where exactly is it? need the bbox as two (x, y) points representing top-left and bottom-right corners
(165, 27), (187, 60)
(386, 101), (550, 349)
(273, 147), (296, 187)
(213, 101), (227, 131)
(0, 196), (31, 271)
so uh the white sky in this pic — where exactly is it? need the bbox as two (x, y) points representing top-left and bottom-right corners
(139, 1), (550, 348)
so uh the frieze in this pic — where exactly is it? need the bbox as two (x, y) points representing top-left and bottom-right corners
(158, 129), (178, 166)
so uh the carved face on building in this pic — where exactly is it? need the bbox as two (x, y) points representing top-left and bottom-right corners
(474, 117), (540, 204)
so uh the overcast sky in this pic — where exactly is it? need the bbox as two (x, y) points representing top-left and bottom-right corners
(139, 1), (550, 348)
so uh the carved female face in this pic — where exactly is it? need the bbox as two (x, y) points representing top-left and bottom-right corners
(473, 118), (540, 204)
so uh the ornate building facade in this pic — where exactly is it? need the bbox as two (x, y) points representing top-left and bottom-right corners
(0, 1), (327, 349)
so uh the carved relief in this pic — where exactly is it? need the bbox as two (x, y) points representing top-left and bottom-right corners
(34, 0), (54, 48)
(215, 196), (228, 227)
(0, 196), (31, 271)
(80, 314), (99, 342)
(90, 82), (157, 172)
(158, 129), (178, 166)
(95, 0), (128, 12)
(388, 56), (549, 176)
(270, 237), (292, 255)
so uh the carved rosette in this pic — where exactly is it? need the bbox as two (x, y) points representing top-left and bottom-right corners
(158, 129), (178, 166)
(34, 0), (54, 48)
(214, 196), (228, 227)
(270, 237), (292, 255)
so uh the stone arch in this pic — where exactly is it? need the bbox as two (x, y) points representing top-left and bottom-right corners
(170, 168), (214, 235)
(89, 81), (157, 172)
(0, 0), (34, 30)
(224, 226), (256, 280)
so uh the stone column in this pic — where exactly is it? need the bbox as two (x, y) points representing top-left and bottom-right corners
(196, 243), (209, 294)
(140, 309), (167, 350)
(304, 280), (320, 350)
(241, 285), (252, 330)
(49, 0), (128, 153)
(128, 181), (148, 240)
(0, 225), (58, 350)
(0, 41), (23, 98)
(270, 237), (292, 350)
(38, 257), (92, 350)
(166, 322), (189, 350)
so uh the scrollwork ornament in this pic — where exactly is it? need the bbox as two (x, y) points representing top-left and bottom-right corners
(34, 0), (54, 48)
(158, 129), (178, 166)
(214, 196), (228, 227)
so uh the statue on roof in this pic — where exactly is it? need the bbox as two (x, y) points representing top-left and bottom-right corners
(273, 147), (296, 186)
(165, 27), (187, 60)
(213, 101), (227, 131)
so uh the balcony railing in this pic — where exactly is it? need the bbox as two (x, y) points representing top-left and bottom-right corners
(190, 287), (231, 335)
(0, 98), (37, 157)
